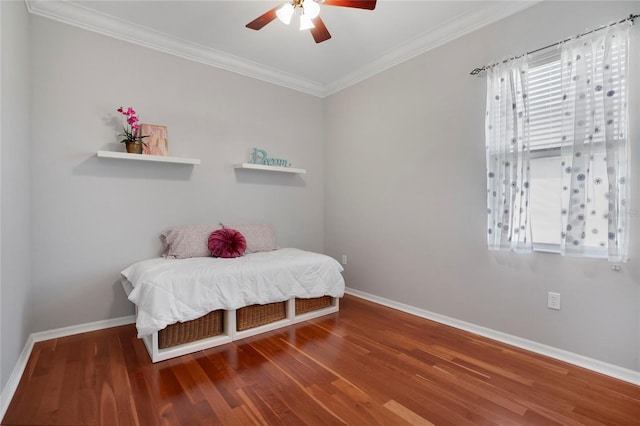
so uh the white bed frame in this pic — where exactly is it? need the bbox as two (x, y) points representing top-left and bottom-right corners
(140, 297), (339, 363)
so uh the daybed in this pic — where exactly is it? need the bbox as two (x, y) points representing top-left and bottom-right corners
(122, 224), (345, 362)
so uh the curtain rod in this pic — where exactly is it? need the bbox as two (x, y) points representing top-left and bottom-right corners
(470, 13), (638, 76)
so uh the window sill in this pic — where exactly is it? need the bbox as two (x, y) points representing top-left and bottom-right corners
(532, 243), (608, 259)
(532, 243), (561, 254)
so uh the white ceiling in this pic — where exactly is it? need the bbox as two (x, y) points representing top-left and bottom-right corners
(26, 0), (538, 96)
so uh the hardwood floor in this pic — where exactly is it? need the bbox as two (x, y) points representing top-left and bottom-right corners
(3, 294), (640, 425)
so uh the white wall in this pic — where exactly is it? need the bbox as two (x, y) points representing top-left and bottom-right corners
(325, 1), (640, 371)
(28, 16), (325, 332)
(1, 1), (31, 389)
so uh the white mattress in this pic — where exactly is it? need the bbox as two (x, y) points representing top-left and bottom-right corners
(122, 248), (345, 337)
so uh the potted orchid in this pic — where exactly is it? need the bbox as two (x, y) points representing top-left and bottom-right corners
(117, 106), (148, 154)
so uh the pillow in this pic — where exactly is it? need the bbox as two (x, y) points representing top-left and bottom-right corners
(208, 228), (247, 258)
(221, 223), (278, 254)
(160, 225), (220, 259)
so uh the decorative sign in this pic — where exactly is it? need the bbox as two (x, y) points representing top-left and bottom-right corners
(250, 148), (291, 167)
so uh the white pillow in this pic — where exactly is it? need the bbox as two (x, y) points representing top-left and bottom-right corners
(221, 223), (278, 254)
(160, 225), (220, 258)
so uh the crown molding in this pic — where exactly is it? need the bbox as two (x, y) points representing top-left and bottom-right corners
(25, 0), (326, 97)
(26, 0), (540, 98)
(323, 0), (541, 96)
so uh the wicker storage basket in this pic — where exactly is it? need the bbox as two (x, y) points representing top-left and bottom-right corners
(295, 296), (333, 315)
(236, 301), (287, 331)
(158, 309), (224, 349)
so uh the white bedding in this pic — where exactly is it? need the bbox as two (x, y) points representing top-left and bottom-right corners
(122, 248), (345, 337)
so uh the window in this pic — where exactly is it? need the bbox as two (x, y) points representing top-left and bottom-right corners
(529, 149), (610, 256)
(485, 23), (629, 261)
(528, 55), (563, 250)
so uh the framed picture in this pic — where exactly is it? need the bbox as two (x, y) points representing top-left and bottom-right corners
(140, 123), (169, 156)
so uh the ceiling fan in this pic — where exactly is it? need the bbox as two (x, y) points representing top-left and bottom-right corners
(246, 0), (377, 44)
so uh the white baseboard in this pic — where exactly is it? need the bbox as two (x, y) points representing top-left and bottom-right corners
(0, 334), (35, 422)
(345, 287), (640, 386)
(30, 315), (135, 343)
(1, 315), (135, 421)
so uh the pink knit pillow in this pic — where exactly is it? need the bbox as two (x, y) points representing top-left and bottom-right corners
(208, 228), (247, 258)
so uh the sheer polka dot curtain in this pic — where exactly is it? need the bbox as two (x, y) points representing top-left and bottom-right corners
(485, 57), (532, 253)
(558, 23), (630, 262)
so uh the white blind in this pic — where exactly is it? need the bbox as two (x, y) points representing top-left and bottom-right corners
(528, 58), (563, 150)
(527, 41), (626, 152)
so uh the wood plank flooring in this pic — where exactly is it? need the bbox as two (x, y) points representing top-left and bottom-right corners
(3, 294), (640, 425)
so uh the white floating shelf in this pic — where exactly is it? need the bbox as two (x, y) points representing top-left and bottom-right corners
(234, 163), (307, 174)
(97, 150), (200, 165)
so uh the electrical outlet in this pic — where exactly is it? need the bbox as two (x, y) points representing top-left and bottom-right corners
(548, 292), (561, 310)
(341, 255), (347, 265)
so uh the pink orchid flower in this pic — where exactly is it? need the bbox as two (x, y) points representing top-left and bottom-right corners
(117, 106), (147, 144)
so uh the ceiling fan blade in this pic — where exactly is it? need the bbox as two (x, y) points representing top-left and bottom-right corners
(310, 16), (331, 43)
(322, 0), (376, 10)
(246, 6), (280, 30)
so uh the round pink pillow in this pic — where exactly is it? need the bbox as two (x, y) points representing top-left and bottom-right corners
(208, 228), (247, 258)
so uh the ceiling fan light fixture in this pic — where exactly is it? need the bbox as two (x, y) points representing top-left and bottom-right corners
(299, 14), (315, 30)
(302, 0), (320, 19)
(246, 0), (375, 44)
(276, 3), (294, 25)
